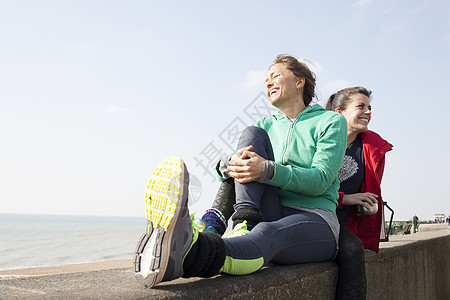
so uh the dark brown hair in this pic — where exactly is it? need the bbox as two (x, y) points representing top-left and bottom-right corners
(325, 86), (372, 111)
(270, 54), (317, 106)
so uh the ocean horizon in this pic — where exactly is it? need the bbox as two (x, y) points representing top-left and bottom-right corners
(0, 213), (146, 271)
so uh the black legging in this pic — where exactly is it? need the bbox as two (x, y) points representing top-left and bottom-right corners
(335, 228), (367, 300)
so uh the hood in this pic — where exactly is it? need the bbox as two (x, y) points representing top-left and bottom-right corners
(272, 104), (326, 121)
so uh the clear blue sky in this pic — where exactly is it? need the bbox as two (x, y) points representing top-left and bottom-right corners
(1, 0), (449, 220)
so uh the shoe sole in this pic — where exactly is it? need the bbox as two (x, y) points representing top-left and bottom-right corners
(134, 157), (187, 288)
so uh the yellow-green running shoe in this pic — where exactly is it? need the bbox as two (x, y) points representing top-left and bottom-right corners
(134, 157), (195, 288)
(223, 221), (250, 238)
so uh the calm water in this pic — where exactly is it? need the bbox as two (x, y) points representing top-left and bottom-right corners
(0, 214), (146, 271)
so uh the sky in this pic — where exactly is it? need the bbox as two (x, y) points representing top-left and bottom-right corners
(1, 0), (449, 221)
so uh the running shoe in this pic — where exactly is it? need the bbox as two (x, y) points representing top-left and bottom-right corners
(134, 157), (194, 288)
(223, 221), (250, 238)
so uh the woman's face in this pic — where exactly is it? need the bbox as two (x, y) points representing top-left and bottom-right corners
(339, 93), (372, 134)
(265, 63), (302, 107)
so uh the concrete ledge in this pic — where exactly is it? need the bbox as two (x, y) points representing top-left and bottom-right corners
(0, 229), (449, 300)
(365, 229), (450, 300)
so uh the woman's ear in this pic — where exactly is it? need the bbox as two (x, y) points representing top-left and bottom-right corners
(296, 77), (305, 89)
(335, 107), (342, 114)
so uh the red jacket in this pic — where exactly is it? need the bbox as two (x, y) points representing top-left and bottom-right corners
(337, 130), (393, 252)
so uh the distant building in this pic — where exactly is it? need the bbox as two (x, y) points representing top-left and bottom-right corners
(434, 213), (445, 223)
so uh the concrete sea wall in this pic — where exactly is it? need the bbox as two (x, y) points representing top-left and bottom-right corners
(0, 227), (449, 299)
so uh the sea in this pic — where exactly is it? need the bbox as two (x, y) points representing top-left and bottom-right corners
(0, 213), (146, 271)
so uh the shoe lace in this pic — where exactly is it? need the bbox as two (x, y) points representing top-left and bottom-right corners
(223, 220), (250, 238)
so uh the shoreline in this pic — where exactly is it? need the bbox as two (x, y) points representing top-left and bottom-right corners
(0, 259), (132, 279)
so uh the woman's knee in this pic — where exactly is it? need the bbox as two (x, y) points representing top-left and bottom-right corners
(251, 220), (277, 236)
(240, 126), (268, 141)
(238, 126), (273, 159)
(338, 229), (364, 259)
(246, 221), (280, 247)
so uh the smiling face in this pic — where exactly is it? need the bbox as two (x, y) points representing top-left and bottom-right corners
(339, 93), (372, 134)
(265, 63), (304, 108)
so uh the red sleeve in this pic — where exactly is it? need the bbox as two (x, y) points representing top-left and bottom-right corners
(337, 192), (344, 208)
(375, 156), (386, 184)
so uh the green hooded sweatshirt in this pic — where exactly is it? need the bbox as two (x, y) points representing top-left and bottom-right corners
(255, 104), (347, 213)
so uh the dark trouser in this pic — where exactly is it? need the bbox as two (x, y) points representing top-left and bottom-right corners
(219, 126), (337, 275)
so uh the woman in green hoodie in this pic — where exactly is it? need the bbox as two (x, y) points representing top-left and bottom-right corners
(134, 55), (347, 288)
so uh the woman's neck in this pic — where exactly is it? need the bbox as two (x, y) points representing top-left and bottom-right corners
(347, 131), (359, 147)
(278, 97), (307, 120)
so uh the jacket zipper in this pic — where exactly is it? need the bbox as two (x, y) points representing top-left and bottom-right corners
(281, 106), (309, 164)
(282, 119), (295, 164)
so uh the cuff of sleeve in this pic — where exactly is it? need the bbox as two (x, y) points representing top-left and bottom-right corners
(257, 160), (275, 184)
(268, 163), (291, 188)
(217, 155), (231, 180)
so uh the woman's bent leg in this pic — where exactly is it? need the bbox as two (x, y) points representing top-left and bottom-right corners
(200, 178), (235, 235)
(211, 178), (236, 221)
(232, 126), (282, 226)
(202, 126), (281, 233)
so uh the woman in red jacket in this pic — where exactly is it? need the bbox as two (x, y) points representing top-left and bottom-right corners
(326, 86), (393, 299)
